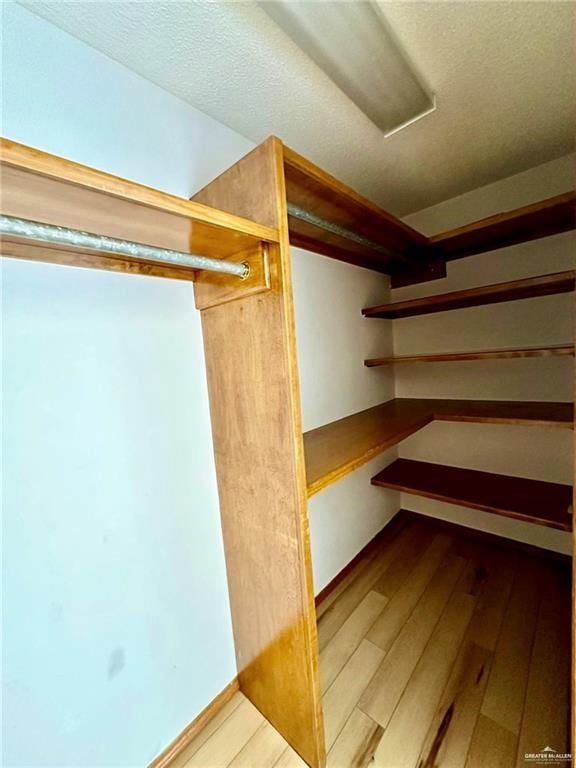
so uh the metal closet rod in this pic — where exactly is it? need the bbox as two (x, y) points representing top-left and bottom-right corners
(286, 202), (393, 256)
(0, 215), (250, 278)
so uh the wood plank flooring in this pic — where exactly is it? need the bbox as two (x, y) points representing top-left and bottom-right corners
(171, 513), (571, 768)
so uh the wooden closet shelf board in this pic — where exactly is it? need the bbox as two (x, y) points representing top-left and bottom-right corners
(364, 344), (575, 366)
(363, 271), (576, 319)
(430, 191), (576, 261)
(282, 143), (426, 272)
(371, 459), (572, 531)
(0, 139), (279, 276)
(429, 398), (574, 427)
(304, 399), (573, 496)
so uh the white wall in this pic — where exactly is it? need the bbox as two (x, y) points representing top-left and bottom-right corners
(1, 3), (250, 198)
(292, 250), (400, 592)
(3, 263), (238, 766)
(391, 155), (576, 554)
(2, 4), (253, 766)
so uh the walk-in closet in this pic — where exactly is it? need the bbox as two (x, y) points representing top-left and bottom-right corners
(3, 3), (574, 768)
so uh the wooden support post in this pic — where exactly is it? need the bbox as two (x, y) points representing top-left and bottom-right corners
(192, 138), (326, 768)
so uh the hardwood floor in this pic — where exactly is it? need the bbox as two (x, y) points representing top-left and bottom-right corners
(170, 513), (571, 768)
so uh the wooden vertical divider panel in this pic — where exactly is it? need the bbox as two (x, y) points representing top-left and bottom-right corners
(191, 138), (326, 768)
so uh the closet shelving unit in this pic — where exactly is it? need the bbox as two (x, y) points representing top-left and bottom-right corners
(216, 139), (572, 766)
(2, 135), (575, 768)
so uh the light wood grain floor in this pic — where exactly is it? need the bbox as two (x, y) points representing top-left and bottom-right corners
(172, 513), (571, 768)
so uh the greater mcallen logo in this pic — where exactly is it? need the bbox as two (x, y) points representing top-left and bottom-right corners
(524, 746), (572, 764)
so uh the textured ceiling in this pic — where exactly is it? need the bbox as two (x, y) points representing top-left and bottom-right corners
(17, 0), (576, 215)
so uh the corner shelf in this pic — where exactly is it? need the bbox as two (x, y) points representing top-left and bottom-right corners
(371, 458), (572, 531)
(430, 191), (576, 261)
(303, 398), (573, 497)
(364, 344), (574, 367)
(362, 271), (575, 319)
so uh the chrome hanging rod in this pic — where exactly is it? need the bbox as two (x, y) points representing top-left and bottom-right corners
(0, 215), (250, 278)
(286, 203), (393, 257)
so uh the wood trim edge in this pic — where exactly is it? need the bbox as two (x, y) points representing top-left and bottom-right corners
(148, 677), (239, 768)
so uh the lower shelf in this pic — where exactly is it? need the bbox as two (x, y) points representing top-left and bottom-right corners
(371, 459), (572, 531)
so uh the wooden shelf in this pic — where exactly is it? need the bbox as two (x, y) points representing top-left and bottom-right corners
(371, 459), (572, 531)
(1, 138), (279, 280)
(365, 344), (574, 367)
(362, 271), (575, 319)
(429, 398), (573, 427)
(303, 398), (573, 496)
(430, 192), (576, 261)
(282, 144), (429, 275)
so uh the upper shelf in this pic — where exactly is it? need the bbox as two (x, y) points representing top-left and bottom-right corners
(430, 192), (576, 261)
(303, 398), (573, 497)
(362, 270), (575, 319)
(0, 139), (279, 280)
(279, 141), (575, 284)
